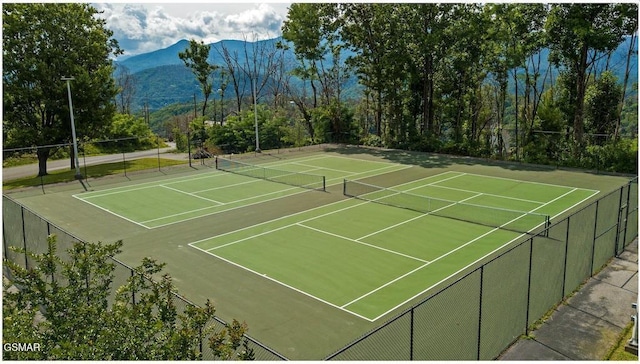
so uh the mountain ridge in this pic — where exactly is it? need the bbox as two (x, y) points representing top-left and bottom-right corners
(117, 36), (637, 113)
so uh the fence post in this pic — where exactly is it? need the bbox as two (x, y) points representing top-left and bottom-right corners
(525, 238), (534, 334)
(615, 185), (625, 256)
(123, 150), (127, 178)
(131, 270), (136, 305)
(157, 134), (161, 172)
(621, 181), (633, 250)
(21, 206), (29, 270)
(561, 217), (571, 298)
(590, 200), (600, 274)
(410, 308), (414, 360)
(477, 266), (484, 360)
(47, 222), (55, 284)
(82, 147), (88, 181)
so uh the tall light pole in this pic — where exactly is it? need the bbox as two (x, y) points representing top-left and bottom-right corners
(61, 76), (82, 179)
(253, 76), (261, 153)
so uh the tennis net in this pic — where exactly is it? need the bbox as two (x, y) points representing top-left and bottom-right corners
(216, 157), (326, 191)
(343, 179), (550, 234)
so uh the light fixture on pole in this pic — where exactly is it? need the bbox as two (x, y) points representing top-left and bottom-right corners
(61, 76), (82, 180)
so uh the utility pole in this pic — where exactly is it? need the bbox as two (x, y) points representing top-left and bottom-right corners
(61, 76), (82, 180)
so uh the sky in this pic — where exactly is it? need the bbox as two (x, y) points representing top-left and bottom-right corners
(92, 2), (293, 58)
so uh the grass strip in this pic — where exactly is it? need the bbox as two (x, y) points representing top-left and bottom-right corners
(3, 158), (187, 190)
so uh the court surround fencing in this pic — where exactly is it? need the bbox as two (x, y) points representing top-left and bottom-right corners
(326, 177), (638, 360)
(3, 176), (638, 360)
(1, 195), (287, 361)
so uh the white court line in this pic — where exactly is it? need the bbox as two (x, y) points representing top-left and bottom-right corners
(462, 172), (600, 193)
(421, 184), (546, 205)
(199, 171), (464, 252)
(340, 192), (485, 309)
(188, 243), (373, 321)
(142, 164), (413, 228)
(297, 223), (429, 263)
(72, 194), (151, 229)
(74, 169), (224, 199)
(142, 185), (302, 224)
(291, 162), (356, 175)
(192, 179), (260, 194)
(325, 163), (411, 184)
(189, 168), (602, 321)
(262, 154), (410, 182)
(160, 184), (224, 205)
(364, 187), (584, 321)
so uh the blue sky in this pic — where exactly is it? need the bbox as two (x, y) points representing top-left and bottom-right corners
(93, 2), (292, 58)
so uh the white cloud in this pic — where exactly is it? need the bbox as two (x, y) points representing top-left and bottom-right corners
(93, 3), (289, 57)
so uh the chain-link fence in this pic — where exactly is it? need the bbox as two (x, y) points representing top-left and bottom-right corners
(327, 177), (638, 360)
(3, 140), (333, 194)
(2, 195), (287, 361)
(4, 175), (637, 360)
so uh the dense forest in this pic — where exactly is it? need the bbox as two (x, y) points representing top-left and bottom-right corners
(143, 3), (638, 174)
(3, 3), (638, 175)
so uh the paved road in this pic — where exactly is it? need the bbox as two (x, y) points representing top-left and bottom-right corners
(3, 144), (187, 182)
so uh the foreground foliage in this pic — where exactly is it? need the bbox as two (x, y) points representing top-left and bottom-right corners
(3, 237), (253, 360)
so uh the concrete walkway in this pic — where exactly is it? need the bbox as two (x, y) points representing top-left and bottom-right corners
(499, 239), (638, 360)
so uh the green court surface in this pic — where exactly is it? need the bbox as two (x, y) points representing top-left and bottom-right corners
(72, 155), (410, 228)
(188, 170), (597, 321)
(11, 146), (630, 359)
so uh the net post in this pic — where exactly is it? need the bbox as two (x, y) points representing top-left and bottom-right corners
(343, 179), (347, 196)
(322, 176), (326, 192)
(214, 156), (218, 170)
(545, 216), (550, 237)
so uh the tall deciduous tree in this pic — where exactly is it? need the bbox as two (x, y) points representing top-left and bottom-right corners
(546, 3), (633, 146)
(2, 3), (122, 176)
(341, 3), (394, 137)
(114, 64), (136, 115)
(179, 39), (218, 117)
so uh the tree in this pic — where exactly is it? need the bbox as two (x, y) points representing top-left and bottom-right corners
(3, 236), (253, 360)
(114, 64), (137, 115)
(179, 39), (219, 117)
(486, 4), (548, 159)
(616, 4), (638, 140)
(584, 71), (623, 143)
(341, 3), (394, 137)
(2, 3), (122, 176)
(546, 3), (633, 146)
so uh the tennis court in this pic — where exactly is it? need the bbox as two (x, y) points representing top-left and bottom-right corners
(72, 155), (410, 228)
(189, 170), (598, 321)
(9, 145), (632, 359)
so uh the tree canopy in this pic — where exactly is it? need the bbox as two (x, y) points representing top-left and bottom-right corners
(3, 237), (253, 360)
(2, 3), (122, 176)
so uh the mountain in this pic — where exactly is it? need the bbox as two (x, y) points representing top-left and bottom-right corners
(116, 37), (293, 75)
(116, 39), (190, 74)
(117, 36), (637, 114)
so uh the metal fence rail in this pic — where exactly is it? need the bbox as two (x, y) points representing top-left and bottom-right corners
(2, 195), (287, 361)
(326, 177), (638, 360)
